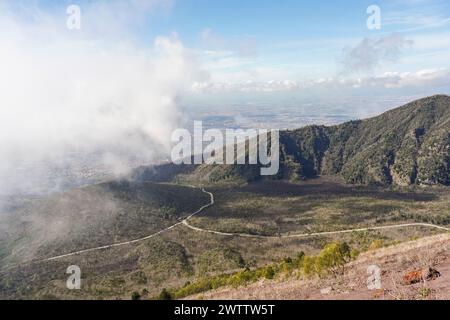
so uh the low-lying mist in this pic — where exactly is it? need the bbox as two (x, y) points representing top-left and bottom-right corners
(0, 1), (204, 197)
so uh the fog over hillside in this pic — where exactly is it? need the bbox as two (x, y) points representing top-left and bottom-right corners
(0, 1), (204, 196)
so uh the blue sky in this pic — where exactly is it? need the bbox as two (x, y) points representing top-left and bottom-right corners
(145, 1), (448, 87)
(4, 0), (450, 112)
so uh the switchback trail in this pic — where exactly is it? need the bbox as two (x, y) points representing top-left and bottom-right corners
(42, 187), (215, 262)
(8, 187), (449, 264)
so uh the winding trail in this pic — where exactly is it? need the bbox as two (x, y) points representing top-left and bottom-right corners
(18, 187), (449, 262)
(42, 187), (215, 262)
(183, 219), (450, 239)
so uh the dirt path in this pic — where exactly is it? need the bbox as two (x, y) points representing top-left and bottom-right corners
(183, 219), (450, 239)
(42, 188), (215, 262)
(37, 188), (449, 261)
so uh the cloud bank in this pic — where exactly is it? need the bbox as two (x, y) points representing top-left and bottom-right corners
(191, 68), (450, 93)
(0, 1), (203, 195)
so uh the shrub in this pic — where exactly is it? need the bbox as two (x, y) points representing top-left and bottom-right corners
(315, 242), (351, 276)
(283, 257), (293, 263)
(368, 239), (384, 250)
(166, 242), (357, 299)
(350, 248), (360, 259)
(131, 291), (141, 300)
(229, 269), (256, 287)
(158, 288), (172, 300)
(296, 251), (305, 261)
(263, 266), (275, 280)
(302, 256), (317, 277)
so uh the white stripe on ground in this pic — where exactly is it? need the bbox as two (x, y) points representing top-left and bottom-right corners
(42, 187), (215, 262)
(183, 219), (450, 239)
(10, 187), (448, 264)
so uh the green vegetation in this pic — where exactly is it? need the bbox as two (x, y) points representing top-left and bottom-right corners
(131, 291), (141, 300)
(314, 242), (351, 276)
(157, 288), (172, 300)
(159, 241), (358, 299)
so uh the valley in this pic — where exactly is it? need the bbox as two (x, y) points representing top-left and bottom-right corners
(0, 95), (448, 300)
(0, 177), (448, 300)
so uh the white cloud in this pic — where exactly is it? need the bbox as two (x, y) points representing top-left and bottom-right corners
(191, 68), (450, 93)
(371, 68), (450, 88)
(0, 2), (204, 195)
(339, 34), (414, 75)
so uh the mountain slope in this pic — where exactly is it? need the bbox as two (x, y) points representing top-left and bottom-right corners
(186, 233), (450, 300)
(161, 95), (449, 187)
